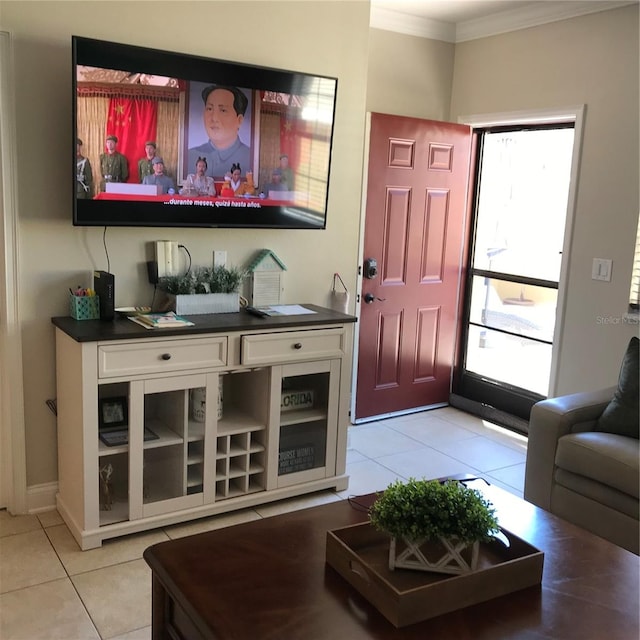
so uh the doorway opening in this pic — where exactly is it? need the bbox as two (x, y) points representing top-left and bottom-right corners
(454, 123), (576, 427)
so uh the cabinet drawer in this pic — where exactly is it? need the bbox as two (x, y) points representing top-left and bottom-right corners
(98, 337), (227, 378)
(241, 329), (344, 366)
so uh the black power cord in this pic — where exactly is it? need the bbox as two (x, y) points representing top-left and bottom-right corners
(178, 244), (192, 275)
(102, 226), (111, 273)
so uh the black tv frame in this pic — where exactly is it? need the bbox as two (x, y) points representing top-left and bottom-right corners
(73, 36), (338, 230)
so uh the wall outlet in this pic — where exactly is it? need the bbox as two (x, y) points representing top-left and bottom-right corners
(213, 250), (227, 268)
(156, 241), (179, 277)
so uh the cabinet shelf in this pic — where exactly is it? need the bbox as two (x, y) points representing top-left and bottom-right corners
(98, 423), (191, 455)
(228, 461), (247, 478)
(187, 469), (203, 487)
(98, 441), (128, 456)
(249, 461), (265, 474)
(187, 421), (205, 442)
(99, 500), (129, 526)
(280, 408), (327, 426)
(226, 485), (261, 499)
(217, 443), (243, 458)
(143, 420), (184, 449)
(217, 407), (265, 435)
(215, 465), (265, 481)
(249, 443), (265, 454)
(216, 442), (266, 459)
(218, 479), (264, 500)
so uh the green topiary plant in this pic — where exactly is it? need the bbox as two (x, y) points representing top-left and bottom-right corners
(369, 478), (499, 545)
(158, 265), (247, 295)
(198, 265), (247, 294)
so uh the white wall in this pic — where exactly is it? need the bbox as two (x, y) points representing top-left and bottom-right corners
(367, 28), (454, 121)
(1, 0), (370, 487)
(450, 5), (639, 395)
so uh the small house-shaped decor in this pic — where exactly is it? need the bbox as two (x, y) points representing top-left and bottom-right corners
(247, 249), (287, 306)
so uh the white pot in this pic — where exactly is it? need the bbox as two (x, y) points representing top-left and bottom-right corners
(161, 292), (240, 315)
(389, 536), (480, 575)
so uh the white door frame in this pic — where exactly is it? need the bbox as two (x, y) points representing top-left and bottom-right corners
(0, 30), (28, 513)
(458, 105), (586, 397)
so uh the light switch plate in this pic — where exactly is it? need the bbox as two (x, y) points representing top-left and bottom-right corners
(592, 258), (612, 282)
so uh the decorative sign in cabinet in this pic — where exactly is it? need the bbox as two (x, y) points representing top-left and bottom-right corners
(52, 305), (356, 550)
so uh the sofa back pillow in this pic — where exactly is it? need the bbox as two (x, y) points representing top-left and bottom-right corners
(596, 336), (639, 438)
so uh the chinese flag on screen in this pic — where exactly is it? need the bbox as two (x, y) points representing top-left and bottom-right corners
(106, 98), (157, 183)
(280, 114), (304, 171)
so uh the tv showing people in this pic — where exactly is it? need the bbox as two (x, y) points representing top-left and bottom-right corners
(73, 36), (337, 229)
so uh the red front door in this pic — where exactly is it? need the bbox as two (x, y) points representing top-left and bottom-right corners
(355, 113), (472, 420)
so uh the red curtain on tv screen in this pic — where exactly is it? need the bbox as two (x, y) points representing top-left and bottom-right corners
(106, 98), (157, 183)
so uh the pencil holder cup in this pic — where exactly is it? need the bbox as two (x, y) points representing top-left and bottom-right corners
(69, 294), (100, 320)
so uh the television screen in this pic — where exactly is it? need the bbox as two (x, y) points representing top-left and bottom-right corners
(73, 36), (337, 229)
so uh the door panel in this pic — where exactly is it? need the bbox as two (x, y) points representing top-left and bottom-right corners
(415, 307), (439, 381)
(382, 188), (410, 284)
(376, 310), (402, 388)
(422, 189), (448, 281)
(356, 113), (472, 420)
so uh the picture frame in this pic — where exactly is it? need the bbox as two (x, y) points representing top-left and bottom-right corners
(98, 396), (128, 429)
(184, 82), (255, 180)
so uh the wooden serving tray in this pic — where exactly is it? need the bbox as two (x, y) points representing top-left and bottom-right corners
(326, 522), (543, 627)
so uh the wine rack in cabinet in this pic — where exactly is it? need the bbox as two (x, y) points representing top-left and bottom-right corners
(215, 368), (269, 500)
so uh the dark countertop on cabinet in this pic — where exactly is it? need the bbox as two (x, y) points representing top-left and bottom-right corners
(52, 304), (357, 343)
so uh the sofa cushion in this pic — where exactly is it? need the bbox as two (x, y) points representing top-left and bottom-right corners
(555, 432), (639, 499)
(554, 469), (639, 519)
(595, 336), (639, 438)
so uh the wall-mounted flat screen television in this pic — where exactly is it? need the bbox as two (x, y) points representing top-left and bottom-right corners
(73, 36), (337, 229)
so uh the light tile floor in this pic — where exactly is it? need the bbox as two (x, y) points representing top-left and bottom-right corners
(0, 407), (527, 640)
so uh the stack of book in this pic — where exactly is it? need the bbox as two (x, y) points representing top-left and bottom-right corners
(128, 311), (194, 329)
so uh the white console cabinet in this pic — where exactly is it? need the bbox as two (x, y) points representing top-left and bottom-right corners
(52, 306), (355, 549)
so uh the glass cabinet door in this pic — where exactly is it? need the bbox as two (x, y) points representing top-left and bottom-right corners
(129, 373), (217, 519)
(270, 360), (340, 489)
(97, 382), (131, 527)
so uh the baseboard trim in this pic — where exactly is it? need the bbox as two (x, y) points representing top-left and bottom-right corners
(449, 394), (529, 435)
(27, 482), (58, 513)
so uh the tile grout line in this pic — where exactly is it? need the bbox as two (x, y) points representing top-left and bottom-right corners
(41, 525), (104, 639)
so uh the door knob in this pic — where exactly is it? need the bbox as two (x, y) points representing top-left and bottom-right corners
(364, 293), (386, 304)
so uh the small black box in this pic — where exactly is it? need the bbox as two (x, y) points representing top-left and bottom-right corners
(93, 270), (115, 321)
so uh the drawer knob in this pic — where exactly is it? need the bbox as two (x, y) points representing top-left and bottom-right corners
(161, 353), (172, 360)
(293, 343), (302, 350)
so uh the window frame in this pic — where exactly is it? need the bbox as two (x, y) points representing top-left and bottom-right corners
(629, 214), (640, 312)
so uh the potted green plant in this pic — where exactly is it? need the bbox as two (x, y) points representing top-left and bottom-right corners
(369, 478), (499, 575)
(157, 265), (247, 314)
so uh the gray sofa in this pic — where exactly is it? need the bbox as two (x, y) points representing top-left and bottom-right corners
(524, 386), (639, 554)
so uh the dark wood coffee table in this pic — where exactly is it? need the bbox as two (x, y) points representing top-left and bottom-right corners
(144, 479), (639, 639)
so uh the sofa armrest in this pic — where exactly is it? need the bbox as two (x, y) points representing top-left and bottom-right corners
(524, 387), (616, 510)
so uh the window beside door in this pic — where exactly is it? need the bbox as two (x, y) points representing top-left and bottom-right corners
(457, 125), (575, 418)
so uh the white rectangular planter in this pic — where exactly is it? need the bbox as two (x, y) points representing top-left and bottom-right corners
(160, 292), (240, 315)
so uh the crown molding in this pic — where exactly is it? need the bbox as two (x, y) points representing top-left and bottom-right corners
(369, 6), (456, 42)
(370, 1), (637, 43)
(456, 1), (636, 42)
